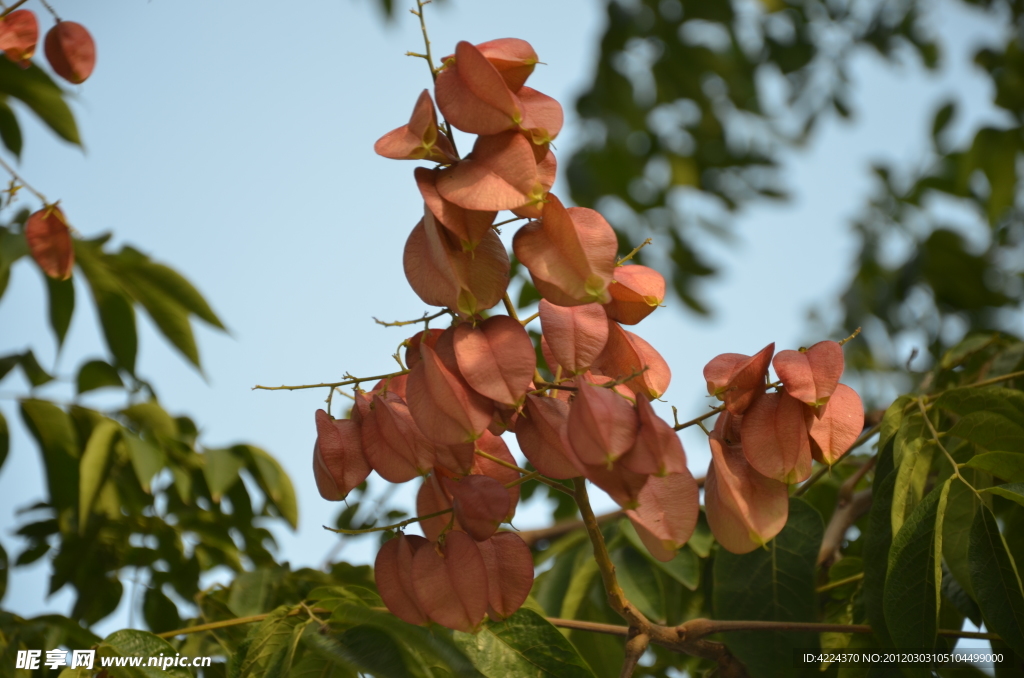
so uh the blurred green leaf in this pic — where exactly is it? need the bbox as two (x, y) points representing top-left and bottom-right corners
(122, 401), (178, 439)
(78, 419), (119, 533)
(123, 432), (164, 493)
(965, 451), (1024, 481)
(891, 438), (933, 536)
(45, 275), (75, 351)
(0, 97), (22, 157)
(0, 541), (7, 604)
(142, 586), (182, 634)
(619, 517), (699, 590)
(20, 398), (79, 511)
(454, 608), (595, 678)
(944, 476), (983, 599)
(969, 505), (1024, 657)
(204, 447), (246, 503)
(18, 349), (53, 387)
(76, 359), (124, 394)
(96, 629), (192, 678)
(0, 58), (79, 145)
(610, 545), (663, 621)
(0, 225), (27, 299)
(241, 445), (298, 529)
(0, 410), (7, 474)
(231, 605), (308, 678)
(985, 483), (1024, 507)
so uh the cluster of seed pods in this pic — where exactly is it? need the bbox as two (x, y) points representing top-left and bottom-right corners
(702, 342), (864, 553)
(0, 8), (97, 281)
(313, 37), (865, 630)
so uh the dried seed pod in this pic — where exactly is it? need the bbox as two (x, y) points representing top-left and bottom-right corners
(515, 394), (581, 479)
(25, 206), (73, 280)
(773, 341), (845, 414)
(470, 431), (520, 521)
(513, 195), (618, 307)
(44, 20), (95, 84)
(360, 393), (435, 482)
(566, 375), (638, 467)
(477, 533), (534, 620)
(417, 471), (455, 541)
(376, 534), (431, 626)
(374, 90), (458, 163)
(414, 167), (496, 250)
(0, 10), (38, 67)
(313, 409), (371, 501)
(412, 531), (490, 632)
(517, 87), (563, 144)
(475, 38), (538, 91)
(740, 389), (813, 484)
(454, 315), (535, 406)
(437, 131), (548, 212)
(703, 343), (775, 415)
(806, 383), (864, 465)
(580, 458), (648, 509)
(449, 474), (510, 541)
(704, 432), (789, 554)
(603, 265), (665, 325)
(406, 328), (445, 369)
(592, 320), (671, 400)
(538, 300), (608, 375)
(619, 397), (687, 476)
(407, 329), (494, 445)
(435, 40), (522, 136)
(625, 471), (700, 561)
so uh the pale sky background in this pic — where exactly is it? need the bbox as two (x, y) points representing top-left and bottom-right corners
(0, 0), (1008, 637)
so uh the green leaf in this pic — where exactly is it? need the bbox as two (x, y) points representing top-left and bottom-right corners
(19, 349), (54, 387)
(949, 412), (1024, 452)
(966, 452), (1024, 482)
(879, 395), (914, 452)
(883, 479), (949, 650)
(0, 540), (7, 604)
(204, 447), (246, 502)
(76, 359), (124, 394)
(985, 483), (1024, 507)
(712, 498), (823, 678)
(969, 505), (1024, 657)
(0, 97), (23, 157)
(228, 568), (278, 617)
(610, 545), (663, 621)
(943, 476), (983, 598)
(75, 240), (138, 373)
(935, 387), (1024, 450)
(298, 624), (400, 678)
(618, 518), (699, 589)
(231, 606), (309, 678)
(240, 445), (299, 529)
(0, 225), (27, 299)
(122, 273), (201, 368)
(891, 438), (934, 536)
(453, 608), (595, 678)
(128, 260), (225, 330)
(0, 58), (79, 144)
(931, 101), (955, 145)
(142, 586), (182, 634)
(78, 419), (120, 533)
(123, 433), (164, 493)
(96, 629), (192, 678)
(20, 398), (79, 511)
(122, 401), (178, 439)
(46, 275), (75, 349)
(0, 410), (8, 473)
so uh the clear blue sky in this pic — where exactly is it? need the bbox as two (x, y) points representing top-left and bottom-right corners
(0, 0), (1006, 635)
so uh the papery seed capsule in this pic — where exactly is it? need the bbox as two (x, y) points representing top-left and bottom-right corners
(454, 315), (535, 406)
(407, 337), (493, 445)
(475, 38), (538, 91)
(619, 397), (687, 476)
(412, 531), (489, 632)
(773, 341), (845, 414)
(740, 389), (813, 484)
(703, 343), (775, 415)
(538, 300), (608, 375)
(0, 10), (38, 67)
(515, 394), (581, 479)
(360, 393), (435, 482)
(313, 409), (371, 501)
(806, 383), (864, 465)
(449, 474), (510, 541)
(592, 320), (672, 400)
(44, 20), (94, 84)
(603, 265), (665, 325)
(25, 206), (73, 280)
(374, 90), (457, 163)
(625, 471), (699, 561)
(417, 471), (455, 541)
(375, 534), (431, 626)
(477, 532), (534, 620)
(566, 375), (638, 467)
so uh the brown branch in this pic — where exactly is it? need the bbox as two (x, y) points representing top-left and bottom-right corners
(818, 488), (873, 567)
(620, 630), (650, 678)
(253, 369), (409, 392)
(673, 404), (725, 431)
(373, 309), (450, 327)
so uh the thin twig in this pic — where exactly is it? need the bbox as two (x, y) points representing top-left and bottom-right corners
(617, 238), (652, 265)
(0, 0), (29, 19)
(373, 309), (450, 328)
(838, 327), (862, 346)
(794, 423), (880, 496)
(475, 448), (574, 496)
(673, 404), (725, 431)
(253, 369), (409, 392)
(816, 572), (864, 593)
(0, 153), (46, 203)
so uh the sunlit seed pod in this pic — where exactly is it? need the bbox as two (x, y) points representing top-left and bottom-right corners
(360, 393), (434, 483)
(580, 457), (648, 509)
(415, 167), (496, 251)
(470, 431), (520, 521)
(773, 340), (845, 415)
(476, 532), (534, 620)
(517, 87), (563, 144)
(509, 143), (556, 219)
(538, 299), (609, 375)
(619, 397), (687, 476)
(740, 389), (812, 484)
(702, 343), (775, 415)
(406, 328), (445, 370)
(448, 474), (510, 541)
(592, 320), (671, 400)
(25, 206), (74, 280)
(436, 131), (547, 213)
(417, 471), (455, 541)
(44, 20), (95, 84)
(0, 10), (38, 67)
(625, 470), (700, 562)
(603, 265), (665, 325)
(454, 315), (535, 406)
(433, 440), (476, 476)
(412, 531), (490, 632)
(512, 195), (618, 307)
(474, 37), (538, 91)
(704, 432), (789, 554)
(487, 403), (519, 436)
(369, 373), (408, 399)
(566, 375), (638, 467)
(313, 409), (371, 501)
(435, 40), (522, 136)
(806, 383), (864, 465)
(375, 534), (431, 626)
(403, 209), (510, 317)
(374, 89), (458, 163)
(515, 394), (582, 479)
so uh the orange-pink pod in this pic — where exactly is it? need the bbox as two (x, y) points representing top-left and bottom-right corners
(407, 335), (494, 446)
(313, 409), (371, 501)
(581, 458), (649, 509)
(703, 343), (774, 415)
(360, 394), (435, 483)
(448, 474), (510, 541)
(412, 531), (490, 632)
(806, 383), (864, 465)
(435, 40), (522, 136)
(417, 471), (455, 541)
(625, 470), (699, 561)
(566, 375), (638, 467)
(515, 394), (582, 479)
(477, 532), (534, 620)
(470, 432), (520, 521)
(414, 167), (495, 250)
(44, 20), (94, 84)
(374, 90), (458, 164)
(740, 390), (813, 484)
(603, 265), (665, 325)
(454, 315), (535, 406)
(25, 206), (73, 280)
(375, 534), (431, 626)
(0, 9), (37, 67)
(437, 131), (546, 213)
(513, 195), (618, 307)
(592, 320), (671, 400)
(538, 299), (609, 375)
(619, 397), (687, 476)
(773, 340), (845, 414)
(475, 38), (538, 91)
